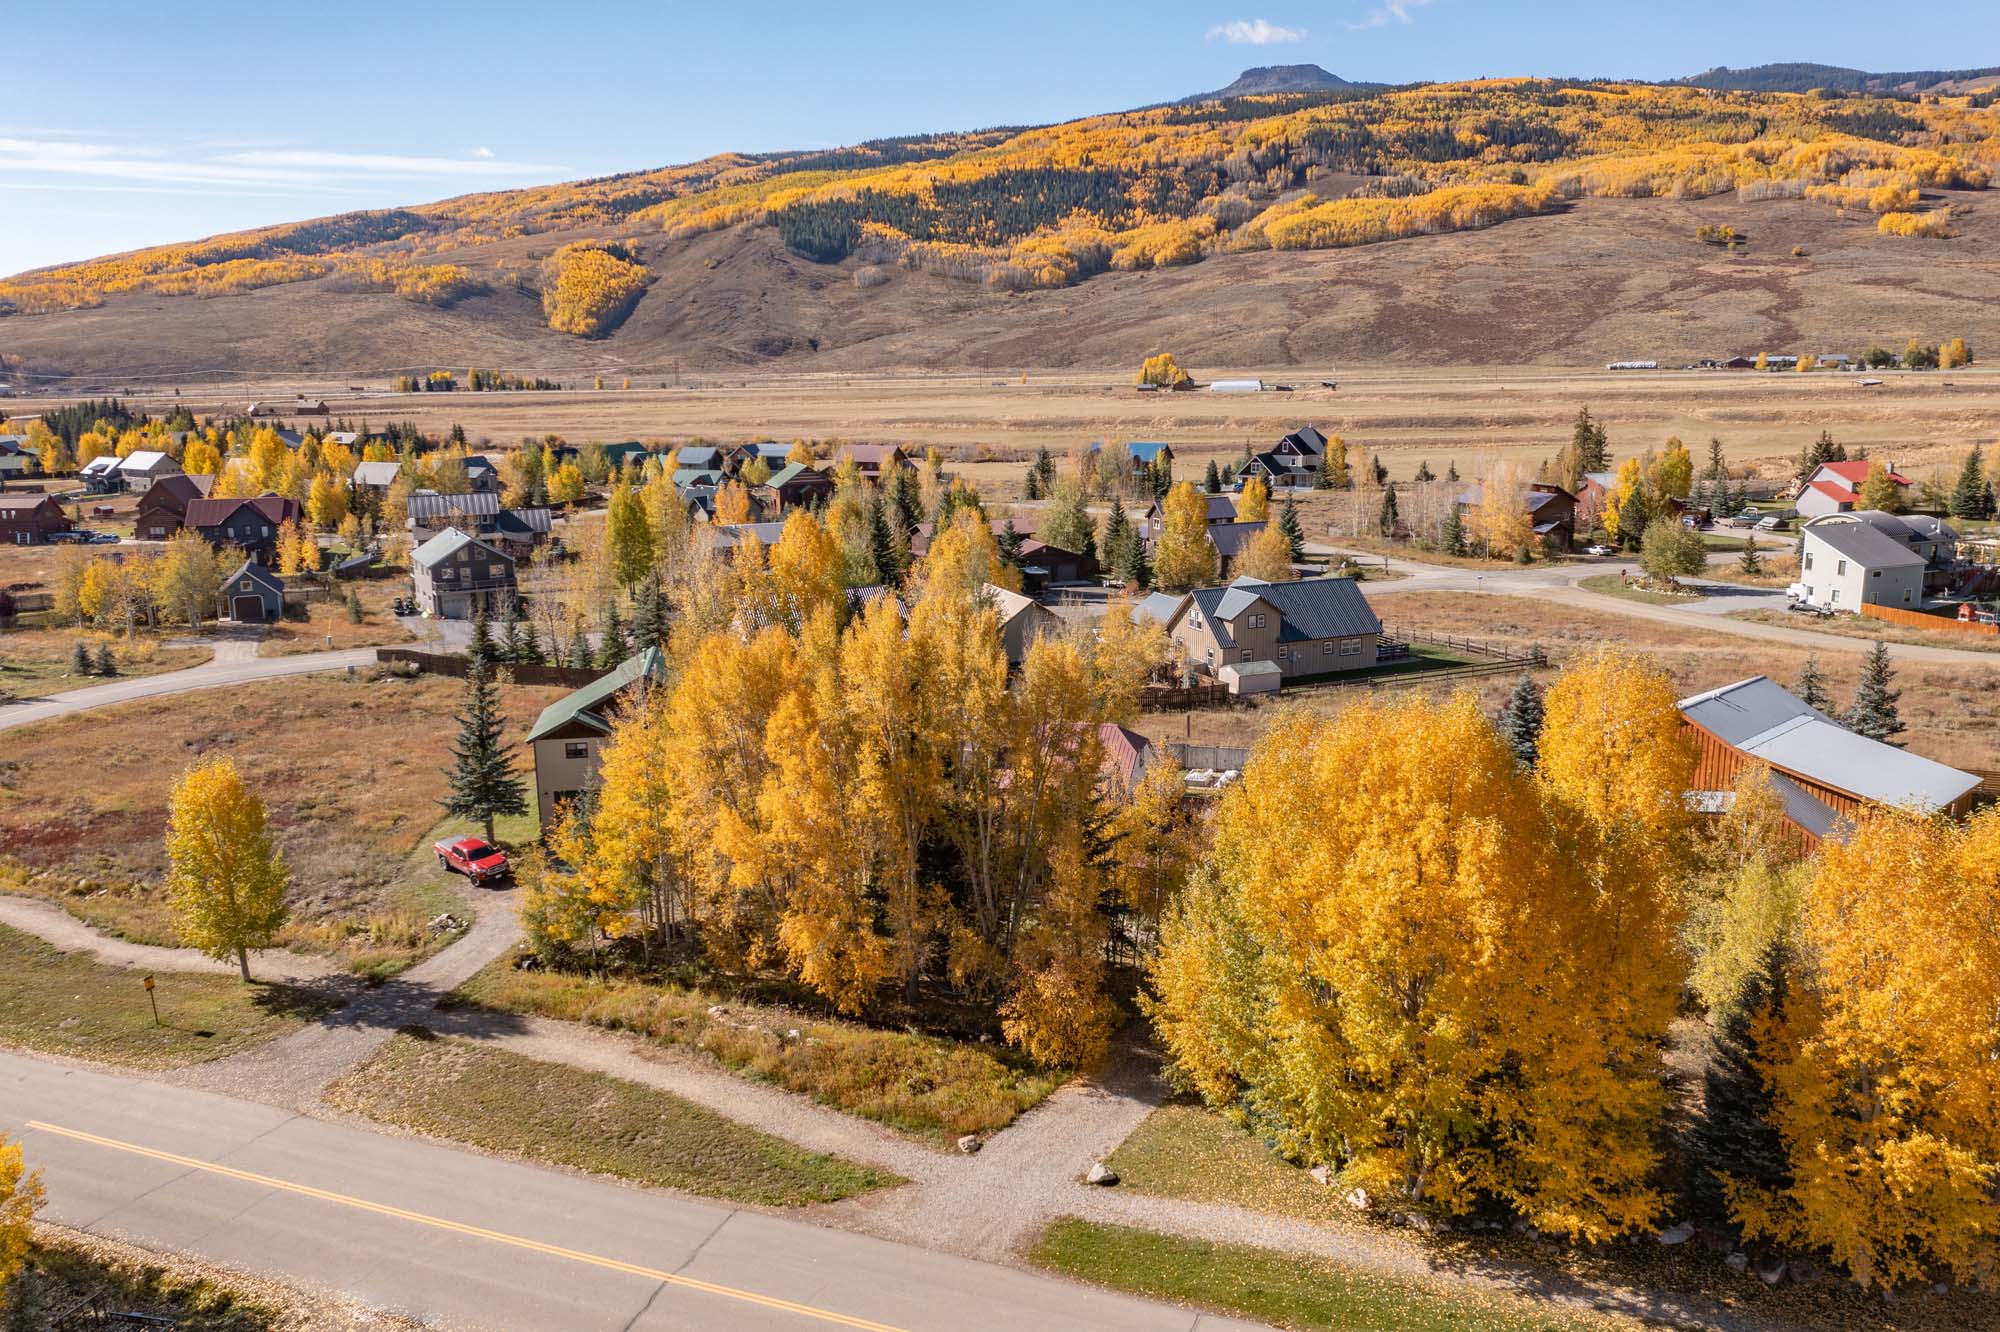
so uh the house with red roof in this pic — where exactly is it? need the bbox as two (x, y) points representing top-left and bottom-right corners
(1796, 459), (1911, 519)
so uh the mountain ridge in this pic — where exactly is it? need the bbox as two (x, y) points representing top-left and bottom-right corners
(1679, 61), (2000, 94)
(1190, 64), (1383, 100)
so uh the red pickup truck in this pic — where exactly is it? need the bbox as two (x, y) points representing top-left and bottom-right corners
(434, 836), (510, 885)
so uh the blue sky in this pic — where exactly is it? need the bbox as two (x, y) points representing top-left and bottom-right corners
(5, 0), (1996, 275)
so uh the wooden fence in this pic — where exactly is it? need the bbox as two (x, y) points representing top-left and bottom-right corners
(1380, 625), (1550, 665)
(1142, 682), (1231, 712)
(1860, 603), (1998, 637)
(1167, 743), (1251, 772)
(375, 648), (601, 689)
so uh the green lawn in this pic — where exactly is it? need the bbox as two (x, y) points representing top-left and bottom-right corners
(1102, 1106), (1991, 1332)
(1030, 1220), (1627, 1332)
(449, 961), (1066, 1143)
(327, 1032), (902, 1206)
(1577, 573), (1701, 607)
(0, 924), (338, 1069)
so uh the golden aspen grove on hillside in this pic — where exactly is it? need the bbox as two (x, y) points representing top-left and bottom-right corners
(5, 79), (1995, 320)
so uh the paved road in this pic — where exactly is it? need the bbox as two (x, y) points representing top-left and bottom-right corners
(1321, 545), (2000, 667)
(2, 1053), (1262, 1332)
(0, 645), (380, 732)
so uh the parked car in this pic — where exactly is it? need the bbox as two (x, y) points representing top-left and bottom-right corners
(44, 530), (86, 544)
(1585, 543), (1615, 557)
(82, 531), (120, 544)
(434, 836), (509, 885)
(1754, 515), (1783, 532)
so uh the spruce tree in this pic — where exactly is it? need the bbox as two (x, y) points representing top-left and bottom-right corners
(1846, 641), (1905, 745)
(502, 612), (528, 664)
(1737, 533), (1762, 575)
(1949, 445), (1988, 520)
(1414, 460), (1434, 483)
(997, 518), (1025, 563)
(1445, 461), (1460, 483)
(71, 641), (94, 676)
(1571, 407), (1609, 475)
(1278, 496), (1305, 562)
(889, 467), (923, 538)
(596, 603), (629, 669)
(1690, 940), (1794, 1224)
(1377, 483), (1400, 537)
(1023, 467), (1041, 501)
(442, 663), (527, 844)
(1440, 503), (1464, 556)
(518, 618), (545, 665)
(1033, 446), (1056, 494)
(1369, 453), (1388, 487)
(567, 622), (593, 670)
(468, 603), (498, 670)
(632, 578), (666, 650)
(346, 589), (364, 624)
(1795, 654), (1832, 713)
(94, 643), (117, 677)
(867, 492), (899, 586)
(1497, 672), (1544, 767)
(1204, 460), (1221, 494)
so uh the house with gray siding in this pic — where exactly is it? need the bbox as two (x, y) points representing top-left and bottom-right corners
(1142, 575), (1382, 685)
(410, 527), (516, 620)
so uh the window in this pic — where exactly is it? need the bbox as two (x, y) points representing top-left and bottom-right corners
(1837, 559), (1847, 576)
(1870, 570), (1880, 578)
(1831, 589), (1840, 603)
(489, 563), (505, 578)
(563, 741), (589, 760)
(1248, 613), (1265, 629)
(1240, 648), (1252, 661)
(1803, 552), (1813, 570)
(239, 580), (252, 591)
(1903, 590), (1912, 604)
(1322, 641), (1335, 655)
(1340, 638), (1363, 657)
(261, 525), (271, 537)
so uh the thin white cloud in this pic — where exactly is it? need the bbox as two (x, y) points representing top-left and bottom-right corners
(1207, 18), (1306, 45)
(220, 149), (567, 176)
(1345, 0), (1433, 30)
(0, 135), (567, 197)
(471, 146), (495, 159)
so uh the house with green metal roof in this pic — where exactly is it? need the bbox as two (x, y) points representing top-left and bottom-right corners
(525, 647), (667, 828)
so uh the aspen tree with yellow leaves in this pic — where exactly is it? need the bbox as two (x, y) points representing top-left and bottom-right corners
(1152, 481), (1219, 591)
(0, 1132), (41, 1298)
(1150, 651), (1697, 1240)
(1235, 474), (1270, 524)
(1731, 809), (2000, 1289)
(165, 757), (289, 981)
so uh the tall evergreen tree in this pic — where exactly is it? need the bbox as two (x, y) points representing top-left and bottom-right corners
(1023, 466), (1041, 501)
(1737, 533), (1763, 575)
(997, 518), (1025, 563)
(502, 611), (528, 664)
(1377, 483), (1400, 537)
(1369, 453), (1388, 487)
(1445, 461), (1460, 483)
(867, 492), (900, 586)
(632, 577), (667, 650)
(1690, 940), (1794, 1224)
(567, 621), (593, 670)
(1033, 446), (1056, 494)
(1439, 503), (1464, 556)
(1795, 654), (1832, 713)
(1414, 460), (1435, 483)
(1572, 407), (1610, 475)
(1846, 641), (1905, 745)
(94, 643), (117, 677)
(1949, 444), (1990, 519)
(442, 663), (527, 844)
(518, 618), (546, 666)
(1203, 460), (1222, 494)
(1497, 672), (1545, 768)
(71, 641), (94, 676)
(467, 602), (498, 670)
(596, 603), (629, 669)
(1278, 496), (1305, 562)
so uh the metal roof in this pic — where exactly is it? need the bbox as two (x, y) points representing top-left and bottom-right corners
(408, 491), (502, 524)
(1801, 518), (1924, 569)
(411, 526), (508, 568)
(1134, 591), (1182, 624)
(526, 648), (666, 743)
(352, 460), (401, 487)
(1679, 676), (1978, 810)
(710, 521), (789, 549)
(220, 559), (284, 593)
(1187, 575), (1381, 645)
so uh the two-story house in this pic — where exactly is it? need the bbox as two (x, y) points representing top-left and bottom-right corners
(1795, 459), (1912, 518)
(1139, 575), (1383, 690)
(1797, 511), (1959, 610)
(525, 647), (668, 827)
(410, 527), (517, 619)
(132, 473), (215, 540)
(184, 494), (302, 562)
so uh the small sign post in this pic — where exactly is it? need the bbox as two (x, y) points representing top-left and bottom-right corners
(144, 974), (159, 1027)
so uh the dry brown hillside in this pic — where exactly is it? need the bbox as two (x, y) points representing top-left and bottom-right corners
(4, 192), (1993, 387)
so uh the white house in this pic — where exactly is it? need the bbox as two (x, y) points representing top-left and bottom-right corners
(1795, 459), (1912, 519)
(1797, 514), (1928, 611)
(117, 450), (183, 487)
(0, 436), (32, 479)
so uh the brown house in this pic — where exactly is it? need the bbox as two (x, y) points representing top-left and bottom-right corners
(836, 444), (911, 481)
(525, 648), (668, 827)
(1455, 481), (1577, 551)
(753, 462), (836, 514)
(0, 494), (74, 545)
(185, 494), (303, 562)
(133, 474), (216, 541)
(1141, 575), (1383, 686)
(1679, 676), (1979, 853)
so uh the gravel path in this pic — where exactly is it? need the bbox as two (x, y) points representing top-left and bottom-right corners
(0, 894), (341, 982)
(0, 645), (380, 732)
(428, 1007), (951, 1184)
(171, 883), (523, 1108)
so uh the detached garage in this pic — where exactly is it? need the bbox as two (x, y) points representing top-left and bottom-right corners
(220, 560), (284, 623)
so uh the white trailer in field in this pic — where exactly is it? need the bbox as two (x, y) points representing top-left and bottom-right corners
(1207, 379), (1265, 394)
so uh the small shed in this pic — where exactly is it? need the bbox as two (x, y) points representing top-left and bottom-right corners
(220, 561), (285, 623)
(1219, 660), (1283, 696)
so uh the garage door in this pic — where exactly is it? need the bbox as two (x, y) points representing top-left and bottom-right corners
(232, 594), (265, 623)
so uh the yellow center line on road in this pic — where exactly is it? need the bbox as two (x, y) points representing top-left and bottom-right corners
(25, 1119), (911, 1332)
